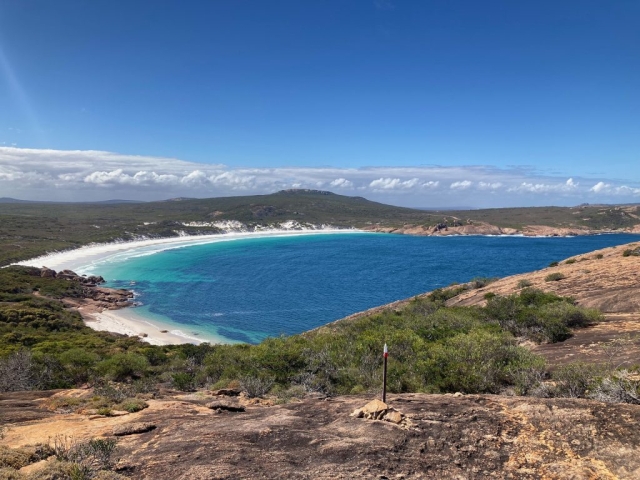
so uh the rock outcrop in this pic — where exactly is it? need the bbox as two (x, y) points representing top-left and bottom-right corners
(363, 222), (600, 237)
(2, 391), (640, 479)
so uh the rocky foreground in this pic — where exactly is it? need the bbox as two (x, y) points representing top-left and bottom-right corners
(2, 387), (640, 479)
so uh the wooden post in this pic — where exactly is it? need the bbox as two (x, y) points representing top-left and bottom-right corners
(382, 343), (388, 403)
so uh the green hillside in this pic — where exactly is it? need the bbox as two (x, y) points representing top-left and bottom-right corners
(1, 189), (639, 266)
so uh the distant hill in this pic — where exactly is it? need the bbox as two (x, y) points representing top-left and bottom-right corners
(0, 197), (39, 203)
(0, 197), (143, 204)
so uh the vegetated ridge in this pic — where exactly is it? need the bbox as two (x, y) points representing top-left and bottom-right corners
(1, 242), (640, 478)
(2, 189), (640, 266)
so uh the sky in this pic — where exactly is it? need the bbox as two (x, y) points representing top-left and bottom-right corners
(0, 0), (638, 207)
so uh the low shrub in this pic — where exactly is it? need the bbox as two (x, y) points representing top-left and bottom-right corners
(427, 286), (467, 303)
(271, 384), (307, 404)
(470, 277), (498, 289)
(0, 444), (53, 469)
(552, 362), (604, 398)
(483, 289), (596, 343)
(594, 253), (604, 259)
(545, 272), (566, 282)
(549, 261), (559, 267)
(51, 435), (119, 474)
(565, 258), (577, 264)
(96, 353), (149, 381)
(0, 466), (22, 479)
(114, 398), (148, 413)
(590, 370), (640, 404)
(171, 372), (196, 392)
(240, 375), (275, 398)
(517, 279), (532, 289)
(622, 247), (640, 257)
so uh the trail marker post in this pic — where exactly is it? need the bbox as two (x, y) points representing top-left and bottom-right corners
(382, 343), (388, 403)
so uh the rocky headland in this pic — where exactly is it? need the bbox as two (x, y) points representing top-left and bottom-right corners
(363, 221), (640, 237)
(36, 267), (135, 314)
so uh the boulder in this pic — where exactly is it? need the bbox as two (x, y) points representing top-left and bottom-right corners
(40, 267), (56, 278)
(361, 399), (388, 416)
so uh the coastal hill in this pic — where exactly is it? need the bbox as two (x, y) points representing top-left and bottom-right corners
(1, 189), (640, 266)
(2, 241), (640, 478)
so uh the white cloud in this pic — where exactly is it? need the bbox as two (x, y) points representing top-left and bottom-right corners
(330, 178), (354, 188)
(590, 181), (610, 193)
(369, 177), (421, 191)
(478, 182), (503, 190)
(508, 178), (579, 194)
(450, 180), (472, 190)
(1, 146), (640, 207)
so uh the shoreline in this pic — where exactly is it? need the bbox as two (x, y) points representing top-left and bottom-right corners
(17, 228), (364, 346)
(79, 305), (221, 346)
(16, 228), (363, 273)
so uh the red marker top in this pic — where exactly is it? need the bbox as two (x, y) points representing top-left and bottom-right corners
(383, 343), (388, 358)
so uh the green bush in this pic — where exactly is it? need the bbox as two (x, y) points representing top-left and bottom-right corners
(622, 247), (640, 257)
(422, 330), (530, 394)
(470, 277), (498, 289)
(114, 398), (148, 413)
(552, 362), (604, 398)
(565, 258), (577, 264)
(171, 372), (196, 392)
(427, 286), (467, 303)
(96, 353), (149, 381)
(240, 375), (275, 398)
(483, 289), (594, 343)
(549, 261), (559, 267)
(517, 279), (532, 289)
(545, 272), (566, 282)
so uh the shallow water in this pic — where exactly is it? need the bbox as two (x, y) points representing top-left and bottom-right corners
(80, 232), (640, 344)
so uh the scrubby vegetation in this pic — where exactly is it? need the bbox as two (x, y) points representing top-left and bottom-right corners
(0, 436), (122, 480)
(0, 266), (605, 400)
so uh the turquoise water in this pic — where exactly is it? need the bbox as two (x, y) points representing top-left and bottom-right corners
(85, 232), (640, 344)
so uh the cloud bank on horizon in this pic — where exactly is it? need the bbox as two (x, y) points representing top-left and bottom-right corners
(1, 146), (639, 208)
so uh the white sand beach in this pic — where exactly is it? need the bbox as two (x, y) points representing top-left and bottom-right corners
(17, 229), (362, 345)
(80, 306), (220, 346)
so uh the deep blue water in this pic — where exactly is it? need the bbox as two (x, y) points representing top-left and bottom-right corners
(87, 232), (640, 344)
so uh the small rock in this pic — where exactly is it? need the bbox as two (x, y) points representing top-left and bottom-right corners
(453, 392), (464, 397)
(110, 410), (129, 416)
(384, 410), (404, 424)
(113, 422), (156, 436)
(350, 408), (364, 418)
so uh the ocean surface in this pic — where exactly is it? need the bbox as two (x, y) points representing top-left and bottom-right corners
(81, 232), (640, 344)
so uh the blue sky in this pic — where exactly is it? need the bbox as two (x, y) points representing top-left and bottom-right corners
(0, 1), (638, 207)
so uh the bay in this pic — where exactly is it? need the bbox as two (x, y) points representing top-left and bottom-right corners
(85, 232), (640, 344)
